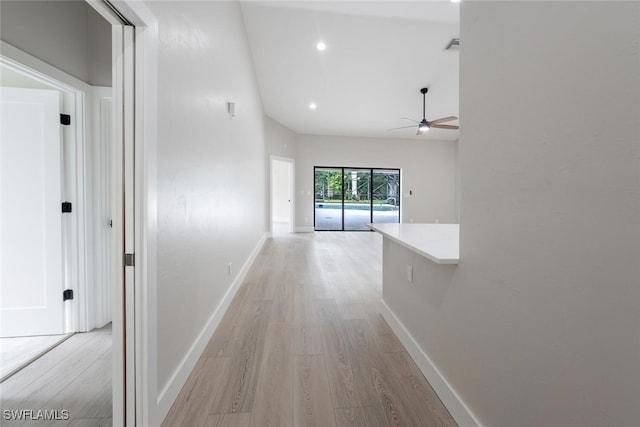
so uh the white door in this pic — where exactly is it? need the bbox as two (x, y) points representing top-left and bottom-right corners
(0, 87), (64, 337)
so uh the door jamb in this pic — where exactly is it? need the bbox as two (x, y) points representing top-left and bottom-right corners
(88, 1), (159, 425)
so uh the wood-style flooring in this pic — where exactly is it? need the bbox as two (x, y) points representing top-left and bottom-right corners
(0, 325), (112, 426)
(162, 232), (457, 427)
(1, 334), (72, 382)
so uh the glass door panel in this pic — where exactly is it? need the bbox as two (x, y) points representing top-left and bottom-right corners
(315, 167), (400, 231)
(372, 169), (400, 224)
(314, 168), (343, 230)
(343, 168), (371, 231)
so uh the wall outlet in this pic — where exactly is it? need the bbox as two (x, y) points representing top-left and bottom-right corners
(406, 265), (413, 283)
(227, 263), (232, 276)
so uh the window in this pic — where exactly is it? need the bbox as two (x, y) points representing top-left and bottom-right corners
(314, 167), (400, 231)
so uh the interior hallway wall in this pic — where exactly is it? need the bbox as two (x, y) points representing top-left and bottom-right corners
(0, 0), (112, 86)
(412, 2), (640, 426)
(146, 0), (267, 404)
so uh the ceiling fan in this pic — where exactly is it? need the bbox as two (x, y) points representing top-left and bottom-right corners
(389, 88), (459, 135)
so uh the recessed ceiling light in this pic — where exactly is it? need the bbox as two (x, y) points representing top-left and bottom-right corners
(316, 41), (326, 51)
(309, 103), (317, 110)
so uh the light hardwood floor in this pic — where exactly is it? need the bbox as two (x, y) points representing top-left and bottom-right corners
(0, 325), (112, 426)
(1, 334), (72, 382)
(163, 232), (457, 427)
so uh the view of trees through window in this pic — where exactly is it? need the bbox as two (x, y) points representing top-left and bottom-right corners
(314, 167), (400, 231)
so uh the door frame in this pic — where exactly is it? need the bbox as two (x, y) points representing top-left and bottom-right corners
(88, 1), (159, 425)
(270, 155), (295, 235)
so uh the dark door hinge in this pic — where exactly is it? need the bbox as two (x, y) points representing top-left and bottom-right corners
(60, 114), (71, 125)
(124, 253), (135, 267)
(62, 202), (72, 213)
(63, 289), (74, 301)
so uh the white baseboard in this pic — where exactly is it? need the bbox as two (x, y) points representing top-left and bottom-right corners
(380, 300), (481, 427)
(156, 233), (268, 420)
(295, 226), (314, 233)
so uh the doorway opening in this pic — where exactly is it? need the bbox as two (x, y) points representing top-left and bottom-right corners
(271, 156), (295, 236)
(0, 53), (112, 367)
(314, 166), (400, 231)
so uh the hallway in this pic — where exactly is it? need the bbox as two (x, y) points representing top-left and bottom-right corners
(162, 232), (456, 426)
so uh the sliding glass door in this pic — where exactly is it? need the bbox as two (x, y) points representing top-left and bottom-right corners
(314, 167), (400, 231)
(314, 168), (343, 230)
(372, 169), (400, 224)
(343, 168), (371, 230)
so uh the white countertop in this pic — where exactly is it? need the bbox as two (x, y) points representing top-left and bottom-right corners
(368, 223), (460, 265)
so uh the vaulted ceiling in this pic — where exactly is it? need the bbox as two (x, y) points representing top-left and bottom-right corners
(240, 1), (460, 140)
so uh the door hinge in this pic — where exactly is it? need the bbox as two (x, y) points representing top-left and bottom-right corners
(124, 253), (135, 267)
(62, 202), (72, 213)
(60, 114), (71, 125)
(63, 289), (74, 301)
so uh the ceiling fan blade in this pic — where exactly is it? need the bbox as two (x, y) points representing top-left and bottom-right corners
(429, 116), (458, 125)
(387, 125), (417, 131)
(430, 124), (459, 130)
(400, 117), (420, 123)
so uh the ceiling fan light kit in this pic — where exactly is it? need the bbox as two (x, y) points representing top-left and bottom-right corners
(388, 87), (459, 136)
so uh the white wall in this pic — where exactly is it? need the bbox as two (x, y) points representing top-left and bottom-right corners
(396, 2), (640, 426)
(265, 115), (297, 159)
(295, 134), (458, 230)
(0, 0), (111, 86)
(146, 0), (267, 411)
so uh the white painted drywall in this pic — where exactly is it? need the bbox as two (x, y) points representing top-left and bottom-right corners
(146, 0), (267, 398)
(0, 0), (111, 86)
(265, 115), (297, 159)
(383, 2), (640, 426)
(295, 134), (458, 229)
(87, 6), (112, 86)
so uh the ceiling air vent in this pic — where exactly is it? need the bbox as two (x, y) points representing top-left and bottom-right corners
(445, 38), (460, 50)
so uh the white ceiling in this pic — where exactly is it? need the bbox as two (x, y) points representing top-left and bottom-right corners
(240, 1), (460, 140)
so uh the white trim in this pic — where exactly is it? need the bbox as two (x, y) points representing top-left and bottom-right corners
(109, 22), (126, 427)
(380, 299), (482, 427)
(295, 226), (315, 233)
(156, 233), (269, 422)
(93, 1), (160, 425)
(91, 91), (113, 329)
(134, 16), (159, 427)
(0, 42), (91, 93)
